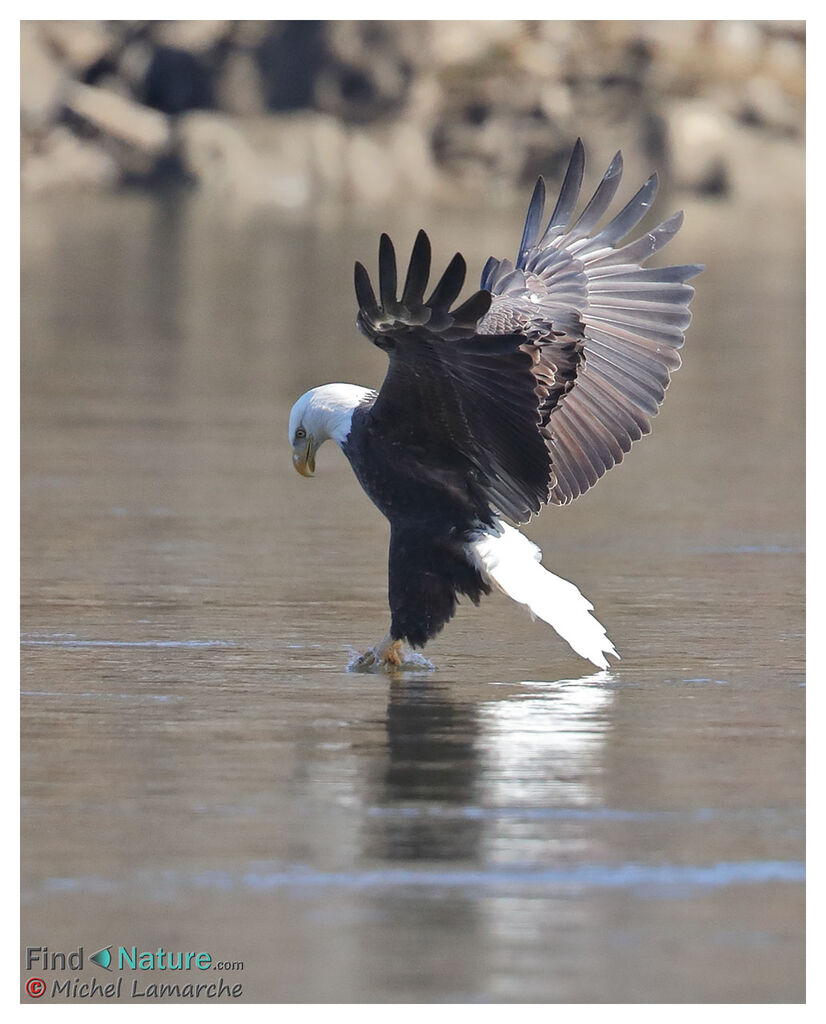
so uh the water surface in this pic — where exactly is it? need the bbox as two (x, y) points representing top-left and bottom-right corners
(21, 185), (804, 1002)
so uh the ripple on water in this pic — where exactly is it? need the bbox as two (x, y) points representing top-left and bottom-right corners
(27, 859), (805, 903)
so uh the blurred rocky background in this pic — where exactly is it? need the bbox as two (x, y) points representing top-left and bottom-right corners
(21, 19), (805, 207)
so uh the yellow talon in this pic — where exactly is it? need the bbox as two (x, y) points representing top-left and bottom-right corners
(353, 634), (403, 670)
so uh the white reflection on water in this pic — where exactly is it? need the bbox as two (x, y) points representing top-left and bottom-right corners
(475, 673), (615, 810)
(472, 673), (615, 997)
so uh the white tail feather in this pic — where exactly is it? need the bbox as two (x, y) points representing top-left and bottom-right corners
(466, 523), (619, 670)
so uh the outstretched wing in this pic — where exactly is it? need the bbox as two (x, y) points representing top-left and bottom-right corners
(354, 231), (551, 524)
(478, 138), (703, 505)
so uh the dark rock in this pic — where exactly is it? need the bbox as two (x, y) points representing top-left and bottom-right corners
(141, 45), (215, 115)
(255, 22), (327, 112)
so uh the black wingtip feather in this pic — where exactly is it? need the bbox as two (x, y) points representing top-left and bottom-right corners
(355, 234), (485, 342)
(401, 229), (432, 307)
(354, 261), (378, 319)
(427, 251), (466, 311)
(450, 289), (492, 326)
(378, 233), (398, 309)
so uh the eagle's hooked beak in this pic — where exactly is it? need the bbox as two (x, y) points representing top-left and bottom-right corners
(292, 440), (316, 477)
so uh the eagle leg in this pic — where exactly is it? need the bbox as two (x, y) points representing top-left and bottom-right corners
(353, 633), (404, 670)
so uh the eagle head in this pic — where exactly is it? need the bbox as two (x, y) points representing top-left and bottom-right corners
(288, 384), (371, 477)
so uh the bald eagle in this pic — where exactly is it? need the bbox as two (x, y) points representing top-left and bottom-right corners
(288, 140), (701, 669)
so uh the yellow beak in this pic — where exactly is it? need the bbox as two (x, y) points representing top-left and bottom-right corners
(292, 442), (315, 477)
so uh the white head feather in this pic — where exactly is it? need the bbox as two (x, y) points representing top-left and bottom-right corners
(288, 383), (372, 449)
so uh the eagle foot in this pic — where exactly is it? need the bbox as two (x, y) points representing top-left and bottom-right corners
(347, 634), (437, 673)
(351, 635), (403, 671)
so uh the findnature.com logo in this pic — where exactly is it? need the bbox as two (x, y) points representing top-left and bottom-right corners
(24, 945), (245, 1000)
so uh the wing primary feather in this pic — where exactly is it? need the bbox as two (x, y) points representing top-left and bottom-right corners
(587, 263), (704, 284)
(543, 137), (585, 238)
(378, 233), (398, 310)
(354, 261), (379, 322)
(450, 290), (492, 326)
(517, 177), (546, 266)
(584, 173), (659, 249)
(427, 252), (467, 311)
(481, 256), (500, 290)
(586, 211), (685, 269)
(401, 229), (431, 307)
(588, 281), (695, 303)
(567, 150), (623, 237)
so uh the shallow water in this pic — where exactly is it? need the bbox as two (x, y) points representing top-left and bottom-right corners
(21, 185), (804, 1002)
